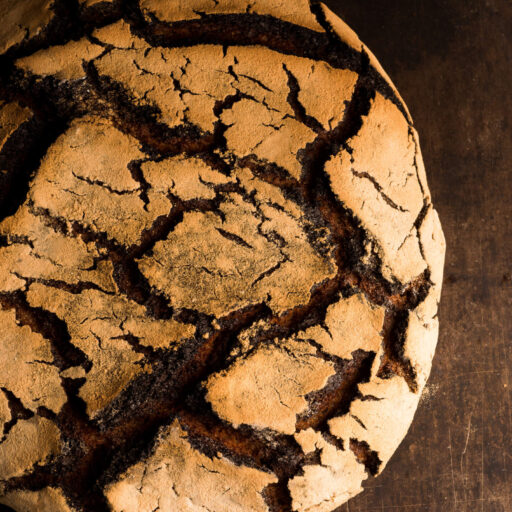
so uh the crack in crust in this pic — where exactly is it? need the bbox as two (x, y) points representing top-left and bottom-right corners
(0, 3), (444, 512)
(0, 291), (90, 372)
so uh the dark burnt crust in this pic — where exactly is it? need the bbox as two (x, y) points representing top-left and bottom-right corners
(0, 3), (432, 512)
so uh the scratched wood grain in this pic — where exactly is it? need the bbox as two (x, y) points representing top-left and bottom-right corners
(322, 1), (512, 511)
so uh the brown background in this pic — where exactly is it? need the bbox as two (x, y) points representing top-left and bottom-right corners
(322, 1), (512, 511)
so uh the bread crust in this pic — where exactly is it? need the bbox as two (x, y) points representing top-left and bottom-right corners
(0, 1), (445, 511)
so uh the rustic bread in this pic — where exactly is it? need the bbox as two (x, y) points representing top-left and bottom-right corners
(0, 1), (445, 511)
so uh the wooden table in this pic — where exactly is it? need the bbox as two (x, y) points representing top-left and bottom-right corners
(323, 1), (512, 511)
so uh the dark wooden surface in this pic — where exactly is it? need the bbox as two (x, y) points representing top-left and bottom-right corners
(322, 1), (512, 511)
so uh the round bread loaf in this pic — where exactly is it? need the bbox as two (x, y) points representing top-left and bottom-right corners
(0, 1), (446, 511)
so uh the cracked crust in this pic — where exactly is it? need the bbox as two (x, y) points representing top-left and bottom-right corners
(0, 0), (54, 55)
(17, 39), (104, 80)
(291, 429), (367, 512)
(105, 419), (277, 512)
(0, 101), (32, 149)
(0, 1), (445, 511)
(0, 416), (61, 481)
(0, 487), (74, 512)
(206, 338), (336, 435)
(0, 308), (67, 413)
(139, 0), (325, 33)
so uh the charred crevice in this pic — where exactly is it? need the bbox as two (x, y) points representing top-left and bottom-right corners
(350, 169), (408, 212)
(238, 72), (273, 92)
(282, 63), (324, 134)
(0, 235), (32, 248)
(308, 0), (339, 40)
(349, 438), (382, 476)
(413, 201), (431, 262)
(197, 150), (233, 176)
(211, 90), (252, 152)
(112, 333), (156, 359)
(29, 204), (69, 236)
(251, 258), (288, 287)
(35, 406), (58, 423)
(321, 430), (345, 451)
(110, 252), (174, 320)
(277, 277), (345, 332)
(96, 419), (168, 494)
(0, 389), (34, 443)
(173, 307), (214, 340)
(216, 227), (254, 249)
(66, 219), (174, 320)
(50, 377), (112, 512)
(0, 290), (90, 372)
(375, 270), (431, 393)
(11, 275), (114, 297)
(79, 0), (124, 29)
(378, 309), (418, 393)
(244, 278), (345, 352)
(0, 463), (56, 497)
(296, 350), (375, 431)
(298, 71), (373, 205)
(392, 269), (431, 311)
(263, 480), (293, 512)
(0, 114), (68, 224)
(71, 171), (137, 196)
(120, 0), (148, 29)
(85, 62), (218, 158)
(0, 68), (91, 121)
(127, 159), (151, 208)
(177, 394), (304, 479)
(240, 155), (302, 192)
(414, 201), (431, 232)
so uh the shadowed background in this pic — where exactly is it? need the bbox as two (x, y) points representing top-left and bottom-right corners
(323, 1), (512, 511)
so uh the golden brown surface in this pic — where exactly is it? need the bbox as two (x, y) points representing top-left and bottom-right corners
(0, 0), (53, 55)
(0, 1), (445, 511)
(105, 420), (278, 512)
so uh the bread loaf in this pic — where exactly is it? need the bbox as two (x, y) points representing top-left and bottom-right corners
(0, 1), (445, 511)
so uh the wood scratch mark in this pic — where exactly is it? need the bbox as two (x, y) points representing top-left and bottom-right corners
(462, 414), (472, 457)
(448, 428), (457, 505)
(460, 413), (472, 506)
(481, 383), (485, 512)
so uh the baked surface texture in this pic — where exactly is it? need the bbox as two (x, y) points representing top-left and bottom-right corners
(0, 1), (446, 511)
